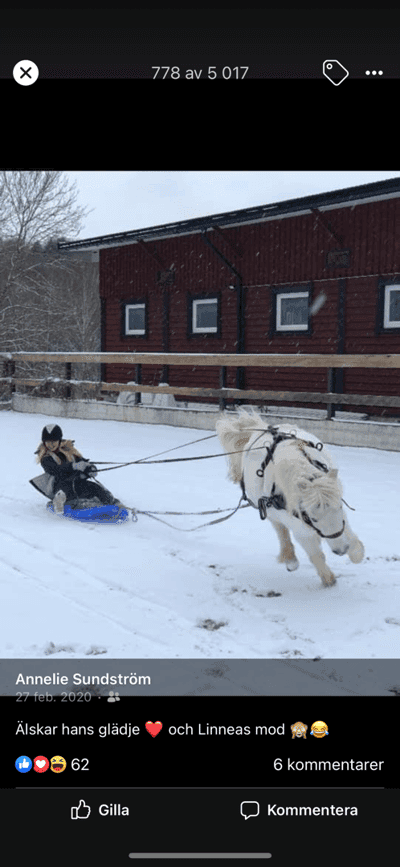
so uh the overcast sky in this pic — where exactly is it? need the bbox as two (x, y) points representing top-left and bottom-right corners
(65, 171), (400, 241)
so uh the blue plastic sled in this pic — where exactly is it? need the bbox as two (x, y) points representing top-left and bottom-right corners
(47, 502), (129, 524)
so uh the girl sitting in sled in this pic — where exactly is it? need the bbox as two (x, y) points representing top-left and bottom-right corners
(31, 423), (123, 515)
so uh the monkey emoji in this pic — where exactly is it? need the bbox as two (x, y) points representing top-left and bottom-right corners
(290, 721), (308, 739)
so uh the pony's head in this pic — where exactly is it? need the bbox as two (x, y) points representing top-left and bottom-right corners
(274, 459), (348, 553)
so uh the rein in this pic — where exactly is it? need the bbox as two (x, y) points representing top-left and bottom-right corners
(87, 426), (354, 534)
(92, 430), (274, 473)
(130, 495), (250, 531)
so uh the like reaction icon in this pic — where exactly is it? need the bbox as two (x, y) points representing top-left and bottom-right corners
(15, 756), (32, 773)
(71, 800), (91, 820)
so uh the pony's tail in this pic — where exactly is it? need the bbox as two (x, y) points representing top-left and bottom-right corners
(216, 409), (261, 483)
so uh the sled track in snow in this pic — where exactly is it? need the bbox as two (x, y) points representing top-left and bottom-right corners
(0, 525), (172, 648)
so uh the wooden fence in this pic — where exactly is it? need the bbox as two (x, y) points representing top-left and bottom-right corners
(1, 351), (400, 419)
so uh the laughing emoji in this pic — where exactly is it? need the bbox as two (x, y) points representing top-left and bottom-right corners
(310, 721), (329, 739)
(50, 755), (67, 773)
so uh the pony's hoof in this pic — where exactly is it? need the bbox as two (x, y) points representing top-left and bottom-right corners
(286, 558), (299, 572)
(348, 541), (364, 563)
(321, 572), (336, 587)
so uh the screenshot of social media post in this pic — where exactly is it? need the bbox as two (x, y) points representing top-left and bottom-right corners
(1, 660), (399, 865)
(3, 7), (399, 80)
(1, 169), (400, 865)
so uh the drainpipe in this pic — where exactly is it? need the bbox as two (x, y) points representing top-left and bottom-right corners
(201, 231), (245, 394)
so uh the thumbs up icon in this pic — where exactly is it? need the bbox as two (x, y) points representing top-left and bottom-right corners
(15, 755), (32, 773)
(71, 800), (91, 819)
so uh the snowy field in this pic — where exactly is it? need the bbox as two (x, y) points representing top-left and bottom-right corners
(1, 409), (400, 660)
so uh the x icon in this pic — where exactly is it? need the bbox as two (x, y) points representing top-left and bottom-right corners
(13, 59), (39, 85)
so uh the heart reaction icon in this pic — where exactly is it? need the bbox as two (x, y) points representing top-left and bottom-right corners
(33, 756), (49, 773)
(145, 721), (163, 738)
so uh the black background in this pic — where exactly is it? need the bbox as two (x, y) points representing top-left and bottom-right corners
(8, 696), (397, 788)
(3, 8), (399, 78)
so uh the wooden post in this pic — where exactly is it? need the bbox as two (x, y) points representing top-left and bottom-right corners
(65, 362), (72, 400)
(327, 368), (335, 419)
(134, 363), (141, 405)
(1, 358), (14, 402)
(219, 366), (227, 410)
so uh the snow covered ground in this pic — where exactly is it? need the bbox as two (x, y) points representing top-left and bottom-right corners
(1, 409), (400, 660)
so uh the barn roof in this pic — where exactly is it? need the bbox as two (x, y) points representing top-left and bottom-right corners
(58, 176), (400, 254)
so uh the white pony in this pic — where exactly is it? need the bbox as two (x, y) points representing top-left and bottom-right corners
(216, 409), (364, 587)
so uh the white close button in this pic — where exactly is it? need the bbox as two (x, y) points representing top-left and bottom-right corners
(13, 60), (39, 85)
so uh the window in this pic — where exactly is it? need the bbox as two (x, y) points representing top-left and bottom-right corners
(383, 284), (400, 328)
(192, 298), (218, 333)
(276, 291), (309, 331)
(326, 249), (351, 268)
(125, 303), (146, 336)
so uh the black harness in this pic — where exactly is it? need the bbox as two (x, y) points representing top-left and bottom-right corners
(240, 425), (346, 539)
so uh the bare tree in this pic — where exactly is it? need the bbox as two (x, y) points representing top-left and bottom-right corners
(0, 171), (98, 399)
(0, 171), (91, 247)
(0, 171), (91, 306)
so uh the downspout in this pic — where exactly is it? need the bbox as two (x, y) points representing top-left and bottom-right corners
(201, 231), (246, 393)
(335, 277), (346, 413)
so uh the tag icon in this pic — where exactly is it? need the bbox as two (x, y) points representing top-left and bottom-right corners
(323, 60), (349, 86)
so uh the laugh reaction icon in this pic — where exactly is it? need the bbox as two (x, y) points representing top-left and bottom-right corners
(50, 755), (67, 773)
(291, 722), (308, 739)
(310, 721), (329, 738)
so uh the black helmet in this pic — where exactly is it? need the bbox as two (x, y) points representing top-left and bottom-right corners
(42, 423), (63, 443)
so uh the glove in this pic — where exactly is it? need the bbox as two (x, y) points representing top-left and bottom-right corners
(86, 463), (98, 477)
(72, 461), (91, 472)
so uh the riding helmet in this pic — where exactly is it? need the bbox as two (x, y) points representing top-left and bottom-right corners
(42, 423), (63, 443)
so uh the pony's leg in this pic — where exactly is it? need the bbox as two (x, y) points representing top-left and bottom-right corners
(344, 522), (365, 563)
(269, 519), (299, 571)
(295, 530), (336, 587)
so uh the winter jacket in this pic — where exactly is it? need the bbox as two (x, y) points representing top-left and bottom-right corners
(30, 439), (115, 506)
(31, 439), (88, 500)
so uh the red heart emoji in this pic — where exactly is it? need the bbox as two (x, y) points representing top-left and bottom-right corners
(145, 720), (163, 738)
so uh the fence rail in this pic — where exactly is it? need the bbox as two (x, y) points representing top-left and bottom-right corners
(4, 351), (400, 368)
(1, 351), (400, 418)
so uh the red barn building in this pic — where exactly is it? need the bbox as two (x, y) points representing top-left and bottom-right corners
(59, 176), (400, 417)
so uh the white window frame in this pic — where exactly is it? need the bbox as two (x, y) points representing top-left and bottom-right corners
(383, 284), (400, 328)
(276, 291), (309, 331)
(192, 298), (218, 333)
(125, 303), (145, 336)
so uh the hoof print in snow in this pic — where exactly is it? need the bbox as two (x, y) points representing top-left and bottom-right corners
(199, 619), (227, 631)
(255, 590), (282, 597)
(86, 645), (108, 655)
(44, 641), (75, 655)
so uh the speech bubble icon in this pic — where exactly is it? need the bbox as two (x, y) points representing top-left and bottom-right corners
(240, 801), (260, 820)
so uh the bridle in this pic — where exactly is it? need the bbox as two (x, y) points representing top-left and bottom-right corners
(293, 510), (346, 539)
(242, 425), (347, 539)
